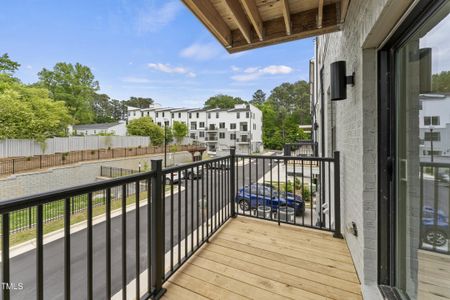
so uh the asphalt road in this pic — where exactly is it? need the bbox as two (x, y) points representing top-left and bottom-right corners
(5, 158), (271, 300)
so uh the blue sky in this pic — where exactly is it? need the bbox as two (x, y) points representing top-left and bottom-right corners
(0, 0), (314, 108)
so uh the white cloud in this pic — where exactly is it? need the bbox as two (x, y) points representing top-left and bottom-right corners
(136, 1), (181, 33)
(25, 65), (33, 70)
(180, 43), (222, 61)
(122, 76), (150, 83)
(231, 65), (294, 81)
(148, 63), (196, 78)
(231, 66), (241, 72)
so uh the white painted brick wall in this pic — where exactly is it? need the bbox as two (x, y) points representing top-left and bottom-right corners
(316, 0), (408, 293)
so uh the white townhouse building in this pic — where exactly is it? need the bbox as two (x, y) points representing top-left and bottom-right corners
(419, 94), (450, 162)
(71, 120), (127, 136)
(127, 103), (263, 155)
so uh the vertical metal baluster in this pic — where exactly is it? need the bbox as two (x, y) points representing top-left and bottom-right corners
(310, 162), (313, 228)
(147, 179), (152, 294)
(293, 160), (297, 225)
(87, 193), (93, 300)
(177, 170), (181, 266)
(242, 158), (245, 216)
(185, 169), (188, 258)
(215, 162), (218, 228)
(122, 184), (125, 300)
(64, 197), (71, 300)
(319, 160), (323, 228)
(301, 160), (305, 226)
(190, 167), (194, 252)
(285, 157), (288, 223)
(196, 165), (199, 247)
(249, 156), (252, 216)
(270, 158), (273, 220)
(263, 157), (266, 220)
(257, 157), (260, 219)
(37, 205), (43, 300)
(235, 156), (239, 217)
(201, 164), (205, 241)
(106, 188), (111, 299)
(328, 162), (331, 230)
(170, 172), (174, 272)
(206, 163), (210, 238)
(135, 181), (140, 299)
(2, 213), (10, 300)
(277, 160), (280, 225)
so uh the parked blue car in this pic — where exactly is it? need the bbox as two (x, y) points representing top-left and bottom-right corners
(235, 184), (305, 216)
(422, 205), (449, 247)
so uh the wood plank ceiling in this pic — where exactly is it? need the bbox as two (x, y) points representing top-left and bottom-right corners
(182, 0), (350, 53)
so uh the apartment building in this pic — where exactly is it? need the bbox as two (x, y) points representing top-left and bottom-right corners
(127, 103), (263, 155)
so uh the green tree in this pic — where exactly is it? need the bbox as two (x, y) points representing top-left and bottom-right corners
(432, 71), (450, 94)
(123, 97), (154, 108)
(250, 89), (266, 106)
(0, 53), (20, 74)
(92, 93), (116, 123)
(172, 121), (188, 144)
(127, 117), (165, 146)
(0, 75), (72, 142)
(38, 62), (99, 124)
(204, 94), (246, 109)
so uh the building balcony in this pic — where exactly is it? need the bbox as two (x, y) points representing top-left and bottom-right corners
(0, 152), (361, 300)
(206, 125), (218, 132)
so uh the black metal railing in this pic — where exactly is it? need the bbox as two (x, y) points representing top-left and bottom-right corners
(419, 161), (450, 254)
(234, 152), (341, 236)
(0, 148), (341, 299)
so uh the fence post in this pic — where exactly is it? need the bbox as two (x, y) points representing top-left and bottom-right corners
(333, 151), (343, 238)
(40, 155), (43, 169)
(230, 147), (236, 218)
(12, 159), (15, 174)
(150, 159), (166, 299)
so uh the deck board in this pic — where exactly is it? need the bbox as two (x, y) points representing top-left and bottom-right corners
(162, 216), (362, 300)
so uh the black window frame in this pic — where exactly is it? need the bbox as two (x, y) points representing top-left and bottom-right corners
(377, 0), (447, 292)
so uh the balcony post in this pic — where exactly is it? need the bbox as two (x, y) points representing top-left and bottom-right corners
(150, 159), (166, 299)
(230, 147), (236, 218)
(333, 151), (343, 238)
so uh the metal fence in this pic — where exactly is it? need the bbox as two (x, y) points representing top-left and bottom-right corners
(0, 149), (340, 299)
(0, 136), (151, 158)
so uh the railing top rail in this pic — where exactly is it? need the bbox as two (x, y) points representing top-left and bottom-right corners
(236, 154), (335, 162)
(162, 155), (231, 174)
(419, 161), (450, 168)
(0, 170), (156, 214)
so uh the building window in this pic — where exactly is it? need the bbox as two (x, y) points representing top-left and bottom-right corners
(133, 112), (136, 116)
(230, 123), (236, 130)
(237, 112), (240, 119)
(162, 112), (165, 117)
(219, 132), (225, 139)
(189, 113), (192, 118)
(424, 131), (440, 141)
(178, 113), (181, 118)
(253, 113), (255, 119)
(253, 124), (256, 130)
(141, 112), (144, 117)
(190, 133), (196, 139)
(230, 134), (236, 140)
(171, 113), (174, 118)
(156, 112), (159, 117)
(199, 131), (204, 138)
(219, 122), (225, 129)
(208, 113), (211, 119)
(196, 112), (199, 118)
(165, 121), (169, 126)
(424, 116), (440, 126)
(246, 111), (250, 118)
(199, 122), (205, 128)
(190, 122), (197, 130)
(147, 112), (149, 116)
(216, 112), (219, 118)
(157, 122), (161, 127)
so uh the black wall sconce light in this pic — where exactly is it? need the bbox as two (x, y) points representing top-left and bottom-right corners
(330, 61), (355, 101)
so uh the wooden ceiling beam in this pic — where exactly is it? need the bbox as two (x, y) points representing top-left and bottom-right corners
(340, 0), (350, 23)
(281, 0), (292, 35)
(240, 0), (264, 41)
(182, 0), (232, 47)
(224, 0), (252, 44)
(318, 0), (324, 28)
(230, 3), (338, 53)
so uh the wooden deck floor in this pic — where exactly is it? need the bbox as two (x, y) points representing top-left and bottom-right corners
(162, 217), (362, 300)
